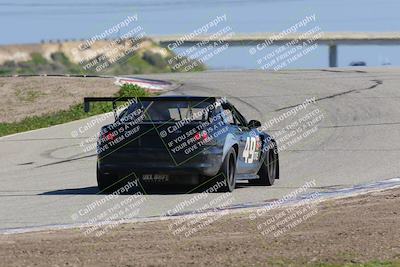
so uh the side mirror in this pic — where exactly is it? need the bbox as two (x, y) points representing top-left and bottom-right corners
(248, 120), (261, 128)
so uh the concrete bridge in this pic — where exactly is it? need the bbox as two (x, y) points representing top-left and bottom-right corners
(152, 32), (400, 67)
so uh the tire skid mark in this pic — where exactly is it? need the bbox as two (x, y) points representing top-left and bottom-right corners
(36, 154), (96, 168)
(274, 79), (383, 112)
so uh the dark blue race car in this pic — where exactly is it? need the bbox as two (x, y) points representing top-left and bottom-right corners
(84, 96), (279, 193)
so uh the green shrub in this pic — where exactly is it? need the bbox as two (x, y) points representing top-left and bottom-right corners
(142, 51), (168, 69)
(118, 84), (150, 97)
(30, 53), (48, 65)
(51, 52), (71, 66)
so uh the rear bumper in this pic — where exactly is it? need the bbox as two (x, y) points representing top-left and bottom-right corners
(98, 146), (223, 178)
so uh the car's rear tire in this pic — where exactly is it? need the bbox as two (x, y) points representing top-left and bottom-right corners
(216, 147), (237, 192)
(97, 165), (114, 193)
(249, 142), (279, 186)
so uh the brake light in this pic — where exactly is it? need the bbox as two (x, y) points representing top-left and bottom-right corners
(105, 132), (115, 141)
(202, 131), (208, 139)
(194, 131), (208, 141)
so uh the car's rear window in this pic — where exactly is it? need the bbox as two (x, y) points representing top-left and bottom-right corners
(119, 100), (214, 122)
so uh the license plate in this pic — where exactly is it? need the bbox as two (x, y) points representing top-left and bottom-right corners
(142, 174), (169, 182)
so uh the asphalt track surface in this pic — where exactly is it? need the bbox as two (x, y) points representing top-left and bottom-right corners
(1, 68), (399, 231)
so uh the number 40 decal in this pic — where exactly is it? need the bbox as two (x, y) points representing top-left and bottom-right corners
(243, 137), (257, 163)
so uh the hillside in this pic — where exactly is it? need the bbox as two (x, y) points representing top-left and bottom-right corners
(0, 38), (205, 76)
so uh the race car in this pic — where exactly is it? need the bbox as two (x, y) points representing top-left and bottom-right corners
(84, 96), (279, 193)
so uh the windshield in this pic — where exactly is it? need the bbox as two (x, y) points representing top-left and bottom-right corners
(119, 100), (214, 123)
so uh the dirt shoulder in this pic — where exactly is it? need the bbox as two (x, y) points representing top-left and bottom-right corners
(1, 188), (399, 267)
(0, 76), (117, 123)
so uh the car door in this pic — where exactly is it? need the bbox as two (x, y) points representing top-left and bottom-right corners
(230, 105), (262, 174)
(221, 104), (246, 173)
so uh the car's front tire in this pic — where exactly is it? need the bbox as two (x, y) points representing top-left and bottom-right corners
(250, 142), (279, 186)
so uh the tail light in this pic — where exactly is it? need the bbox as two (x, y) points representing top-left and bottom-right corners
(105, 132), (115, 141)
(202, 130), (208, 140)
(194, 130), (208, 141)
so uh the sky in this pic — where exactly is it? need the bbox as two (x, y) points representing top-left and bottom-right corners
(1, 0), (399, 68)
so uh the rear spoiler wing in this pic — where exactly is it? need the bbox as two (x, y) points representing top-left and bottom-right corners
(83, 97), (138, 120)
(83, 96), (221, 120)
